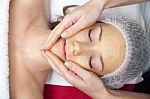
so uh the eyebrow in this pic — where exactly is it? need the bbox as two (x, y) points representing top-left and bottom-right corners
(99, 25), (102, 42)
(100, 55), (104, 72)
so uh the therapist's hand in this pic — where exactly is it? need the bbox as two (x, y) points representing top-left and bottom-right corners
(41, 0), (106, 50)
(63, 61), (110, 99)
(42, 51), (110, 99)
(60, 0), (106, 38)
(42, 51), (150, 99)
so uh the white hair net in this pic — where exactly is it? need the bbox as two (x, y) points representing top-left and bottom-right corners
(52, 5), (149, 89)
(100, 14), (149, 89)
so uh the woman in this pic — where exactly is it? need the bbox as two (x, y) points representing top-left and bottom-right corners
(43, 0), (150, 98)
(9, 0), (149, 99)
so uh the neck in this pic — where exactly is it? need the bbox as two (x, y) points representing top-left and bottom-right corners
(9, 26), (51, 98)
(22, 27), (51, 70)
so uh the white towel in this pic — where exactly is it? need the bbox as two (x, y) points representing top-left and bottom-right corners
(0, 0), (10, 99)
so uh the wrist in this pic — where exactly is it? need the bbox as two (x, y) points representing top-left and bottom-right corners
(94, 88), (112, 99)
(90, 0), (109, 10)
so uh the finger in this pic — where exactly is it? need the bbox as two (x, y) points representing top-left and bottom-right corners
(61, 14), (79, 29)
(64, 69), (84, 86)
(64, 61), (92, 80)
(41, 14), (78, 50)
(64, 67), (86, 87)
(61, 16), (89, 38)
(41, 23), (63, 50)
(44, 51), (69, 75)
(44, 51), (85, 86)
(41, 51), (63, 76)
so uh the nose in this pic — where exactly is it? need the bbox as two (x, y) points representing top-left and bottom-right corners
(73, 41), (92, 55)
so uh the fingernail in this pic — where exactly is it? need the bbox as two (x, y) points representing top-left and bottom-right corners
(64, 62), (72, 68)
(61, 32), (68, 38)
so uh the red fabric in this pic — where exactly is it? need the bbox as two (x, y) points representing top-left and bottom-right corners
(119, 84), (135, 91)
(44, 84), (91, 99)
(43, 84), (134, 99)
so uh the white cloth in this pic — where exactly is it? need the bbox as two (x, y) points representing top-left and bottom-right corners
(0, 0), (10, 99)
(140, 1), (150, 73)
(45, 0), (149, 86)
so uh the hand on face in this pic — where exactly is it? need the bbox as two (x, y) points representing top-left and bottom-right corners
(41, 0), (106, 50)
(40, 22), (124, 98)
(40, 22), (109, 98)
(40, 14), (125, 98)
(41, 22), (125, 76)
(42, 50), (110, 99)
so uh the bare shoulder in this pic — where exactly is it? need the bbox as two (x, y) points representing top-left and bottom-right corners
(9, 0), (46, 34)
(10, 0), (44, 9)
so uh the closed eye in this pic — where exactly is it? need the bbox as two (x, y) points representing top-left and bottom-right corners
(88, 29), (92, 42)
(89, 56), (93, 68)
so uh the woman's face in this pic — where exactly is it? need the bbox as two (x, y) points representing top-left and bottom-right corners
(51, 22), (125, 76)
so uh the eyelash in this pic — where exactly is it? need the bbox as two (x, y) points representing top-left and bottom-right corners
(89, 56), (93, 68)
(88, 29), (92, 42)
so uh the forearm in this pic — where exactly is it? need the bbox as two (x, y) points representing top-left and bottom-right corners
(107, 90), (150, 99)
(104, 0), (147, 8)
(92, 0), (147, 10)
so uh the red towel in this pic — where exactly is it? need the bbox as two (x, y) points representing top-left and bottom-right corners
(44, 84), (134, 99)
